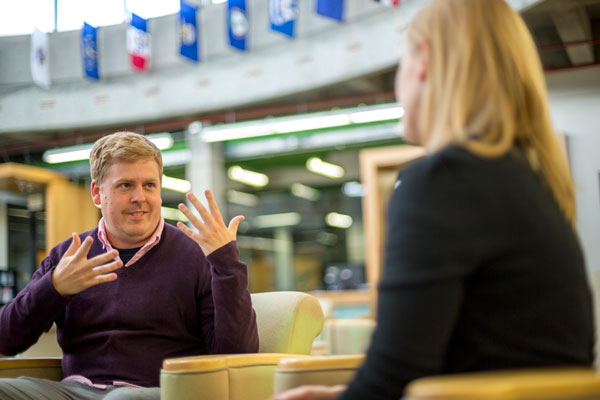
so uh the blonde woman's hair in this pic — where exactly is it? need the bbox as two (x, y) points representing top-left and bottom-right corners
(90, 131), (163, 186)
(408, 0), (575, 223)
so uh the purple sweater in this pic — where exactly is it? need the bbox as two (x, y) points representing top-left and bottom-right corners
(0, 223), (258, 387)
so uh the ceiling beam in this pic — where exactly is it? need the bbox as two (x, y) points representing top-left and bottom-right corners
(551, 5), (595, 66)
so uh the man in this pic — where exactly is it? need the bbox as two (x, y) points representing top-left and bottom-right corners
(0, 131), (258, 399)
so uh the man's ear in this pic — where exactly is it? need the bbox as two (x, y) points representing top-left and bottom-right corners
(91, 180), (101, 206)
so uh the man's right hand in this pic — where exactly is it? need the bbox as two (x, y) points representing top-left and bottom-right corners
(51, 233), (123, 296)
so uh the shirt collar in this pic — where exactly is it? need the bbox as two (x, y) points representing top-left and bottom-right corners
(97, 217), (165, 267)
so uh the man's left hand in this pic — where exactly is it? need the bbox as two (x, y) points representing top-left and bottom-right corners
(177, 189), (244, 255)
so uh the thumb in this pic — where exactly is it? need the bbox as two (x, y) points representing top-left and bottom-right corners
(64, 233), (81, 257)
(228, 215), (245, 235)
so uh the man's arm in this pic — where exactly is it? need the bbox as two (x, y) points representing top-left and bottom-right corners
(0, 253), (69, 355)
(0, 233), (123, 356)
(177, 190), (259, 354)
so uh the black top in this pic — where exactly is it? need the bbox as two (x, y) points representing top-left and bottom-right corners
(340, 146), (595, 400)
(115, 246), (142, 264)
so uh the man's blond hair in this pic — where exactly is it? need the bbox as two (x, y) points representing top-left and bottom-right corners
(89, 131), (163, 186)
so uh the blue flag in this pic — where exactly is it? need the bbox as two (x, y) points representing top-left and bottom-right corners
(316, 0), (344, 22)
(228, 0), (248, 51)
(81, 22), (99, 80)
(179, 1), (199, 62)
(269, 0), (298, 38)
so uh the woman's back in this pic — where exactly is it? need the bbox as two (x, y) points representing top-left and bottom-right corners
(342, 146), (594, 399)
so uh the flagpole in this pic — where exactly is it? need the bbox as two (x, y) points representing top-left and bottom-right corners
(54, 0), (58, 31)
(124, 0), (128, 22)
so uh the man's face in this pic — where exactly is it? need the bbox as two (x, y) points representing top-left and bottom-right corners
(91, 158), (162, 249)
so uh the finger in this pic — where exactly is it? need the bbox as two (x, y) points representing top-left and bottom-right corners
(205, 190), (225, 227)
(88, 250), (119, 268)
(228, 215), (245, 235)
(177, 221), (196, 239)
(74, 236), (94, 260)
(178, 202), (208, 234)
(186, 192), (214, 227)
(92, 259), (123, 275)
(91, 272), (118, 286)
(64, 233), (81, 257)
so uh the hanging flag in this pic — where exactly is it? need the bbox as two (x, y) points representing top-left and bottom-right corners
(372, 0), (400, 6)
(269, 0), (298, 38)
(30, 28), (50, 88)
(179, 1), (200, 62)
(81, 22), (100, 80)
(228, 0), (249, 51)
(316, 0), (344, 22)
(127, 13), (151, 72)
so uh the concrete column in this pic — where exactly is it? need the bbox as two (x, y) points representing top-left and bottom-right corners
(274, 227), (294, 291)
(185, 128), (226, 219)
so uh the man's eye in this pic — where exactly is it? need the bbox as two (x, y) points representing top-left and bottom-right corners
(145, 183), (156, 189)
(119, 183), (130, 188)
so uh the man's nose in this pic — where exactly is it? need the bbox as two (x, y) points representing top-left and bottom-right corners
(131, 185), (146, 202)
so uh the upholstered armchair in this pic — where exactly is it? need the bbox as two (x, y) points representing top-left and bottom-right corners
(272, 356), (600, 400)
(160, 291), (325, 400)
(0, 291), (325, 400)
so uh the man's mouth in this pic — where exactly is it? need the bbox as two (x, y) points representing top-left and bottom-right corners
(127, 211), (147, 216)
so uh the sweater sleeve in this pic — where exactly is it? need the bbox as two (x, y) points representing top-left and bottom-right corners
(338, 153), (484, 400)
(0, 254), (70, 356)
(199, 240), (259, 354)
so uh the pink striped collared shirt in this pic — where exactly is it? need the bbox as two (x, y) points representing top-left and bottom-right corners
(62, 216), (165, 389)
(97, 217), (165, 267)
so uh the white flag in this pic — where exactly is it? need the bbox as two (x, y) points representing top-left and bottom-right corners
(30, 28), (50, 88)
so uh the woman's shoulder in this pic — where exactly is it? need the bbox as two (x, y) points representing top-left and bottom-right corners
(399, 145), (481, 189)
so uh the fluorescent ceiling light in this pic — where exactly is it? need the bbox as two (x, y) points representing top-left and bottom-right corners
(147, 133), (174, 150)
(204, 125), (273, 142)
(349, 106), (405, 124)
(275, 114), (351, 134)
(162, 175), (191, 193)
(306, 157), (344, 179)
(326, 212), (353, 229)
(44, 145), (92, 164)
(201, 103), (403, 143)
(43, 132), (174, 164)
(254, 212), (301, 229)
(227, 189), (259, 207)
(202, 115), (350, 143)
(228, 166), (269, 187)
(342, 181), (364, 197)
(162, 206), (188, 222)
(291, 183), (320, 201)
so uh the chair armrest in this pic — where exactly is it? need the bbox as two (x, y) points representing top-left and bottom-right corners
(0, 358), (62, 381)
(404, 368), (600, 400)
(273, 354), (365, 395)
(161, 353), (305, 400)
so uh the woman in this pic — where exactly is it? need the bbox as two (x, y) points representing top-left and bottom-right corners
(274, 0), (595, 399)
